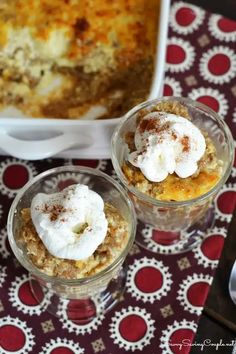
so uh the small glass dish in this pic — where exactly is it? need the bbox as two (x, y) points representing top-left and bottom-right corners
(111, 96), (234, 254)
(7, 166), (136, 321)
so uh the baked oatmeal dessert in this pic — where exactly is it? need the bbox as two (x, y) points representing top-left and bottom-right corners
(0, 0), (159, 119)
(18, 184), (129, 279)
(122, 101), (222, 201)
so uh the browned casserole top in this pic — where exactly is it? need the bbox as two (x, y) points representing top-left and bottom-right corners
(0, 0), (159, 119)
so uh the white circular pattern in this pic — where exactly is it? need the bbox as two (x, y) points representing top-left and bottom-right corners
(109, 306), (155, 352)
(199, 46), (236, 84)
(0, 158), (37, 198)
(214, 183), (236, 222)
(0, 204), (2, 221)
(126, 257), (172, 303)
(111, 169), (130, 196)
(233, 109), (236, 124)
(208, 14), (236, 42)
(170, 1), (205, 35)
(57, 297), (104, 335)
(166, 37), (196, 73)
(0, 228), (9, 259)
(194, 227), (227, 269)
(141, 225), (199, 254)
(65, 159), (108, 171)
(188, 87), (229, 117)
(160, 319), (197, 354)
(8, 274), (51, 316)
(0, 265), (7, 288)
(142, 225), (181, 254)
(177, 273), (212, 315)
(39, 338), (84, 354)
(110, 169), (121, 183)
(164, 76), (183, 96)
(97, 160), (108, 171)
(0, 315), (35, 354)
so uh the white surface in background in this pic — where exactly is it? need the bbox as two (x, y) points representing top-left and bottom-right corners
(0, 0), (170, 160)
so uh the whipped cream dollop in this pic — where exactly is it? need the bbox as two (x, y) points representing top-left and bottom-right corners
(128, 112), (206, 182)
(31, 184), (108, 260)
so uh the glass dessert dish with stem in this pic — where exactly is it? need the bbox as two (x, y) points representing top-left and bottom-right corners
(7, 166), (136, 321)
(111, 96), (234, 254)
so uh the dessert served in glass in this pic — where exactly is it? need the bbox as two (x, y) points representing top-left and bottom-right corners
(111, 97), (234, 254)
(8, 166), (136, 320)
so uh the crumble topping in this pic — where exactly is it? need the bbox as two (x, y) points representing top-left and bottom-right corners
(123, 101), (222, 201)
(18, 203), (129, 279)
(0, 0), (159, 119)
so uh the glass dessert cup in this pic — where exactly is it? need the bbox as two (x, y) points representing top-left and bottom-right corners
(7, 166), (136, 321)
(111, 96), (234, 254)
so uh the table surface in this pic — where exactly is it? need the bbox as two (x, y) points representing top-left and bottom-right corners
(186, 0), (236, 21)
(183, 0), (236, 351)
(0, 1), (236, 354)
(191, 211), (236, 354)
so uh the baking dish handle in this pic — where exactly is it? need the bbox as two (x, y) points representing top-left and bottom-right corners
(0, 131), (92, 160)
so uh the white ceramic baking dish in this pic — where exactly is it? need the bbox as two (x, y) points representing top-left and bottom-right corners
(0, 0), (170, 160)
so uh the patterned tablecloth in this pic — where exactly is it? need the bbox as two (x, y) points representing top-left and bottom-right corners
(0, 1), (236, 353)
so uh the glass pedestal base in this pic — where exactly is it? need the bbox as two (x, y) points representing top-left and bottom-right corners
(29, 262), (127, 322)
(136, 207), (215, 255)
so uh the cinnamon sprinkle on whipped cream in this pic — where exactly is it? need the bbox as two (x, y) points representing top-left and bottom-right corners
(128, 111), (206, 182)
(31, 184), (108, 260)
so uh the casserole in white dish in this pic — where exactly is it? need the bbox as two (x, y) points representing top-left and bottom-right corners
(0, 0), (170, 160)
